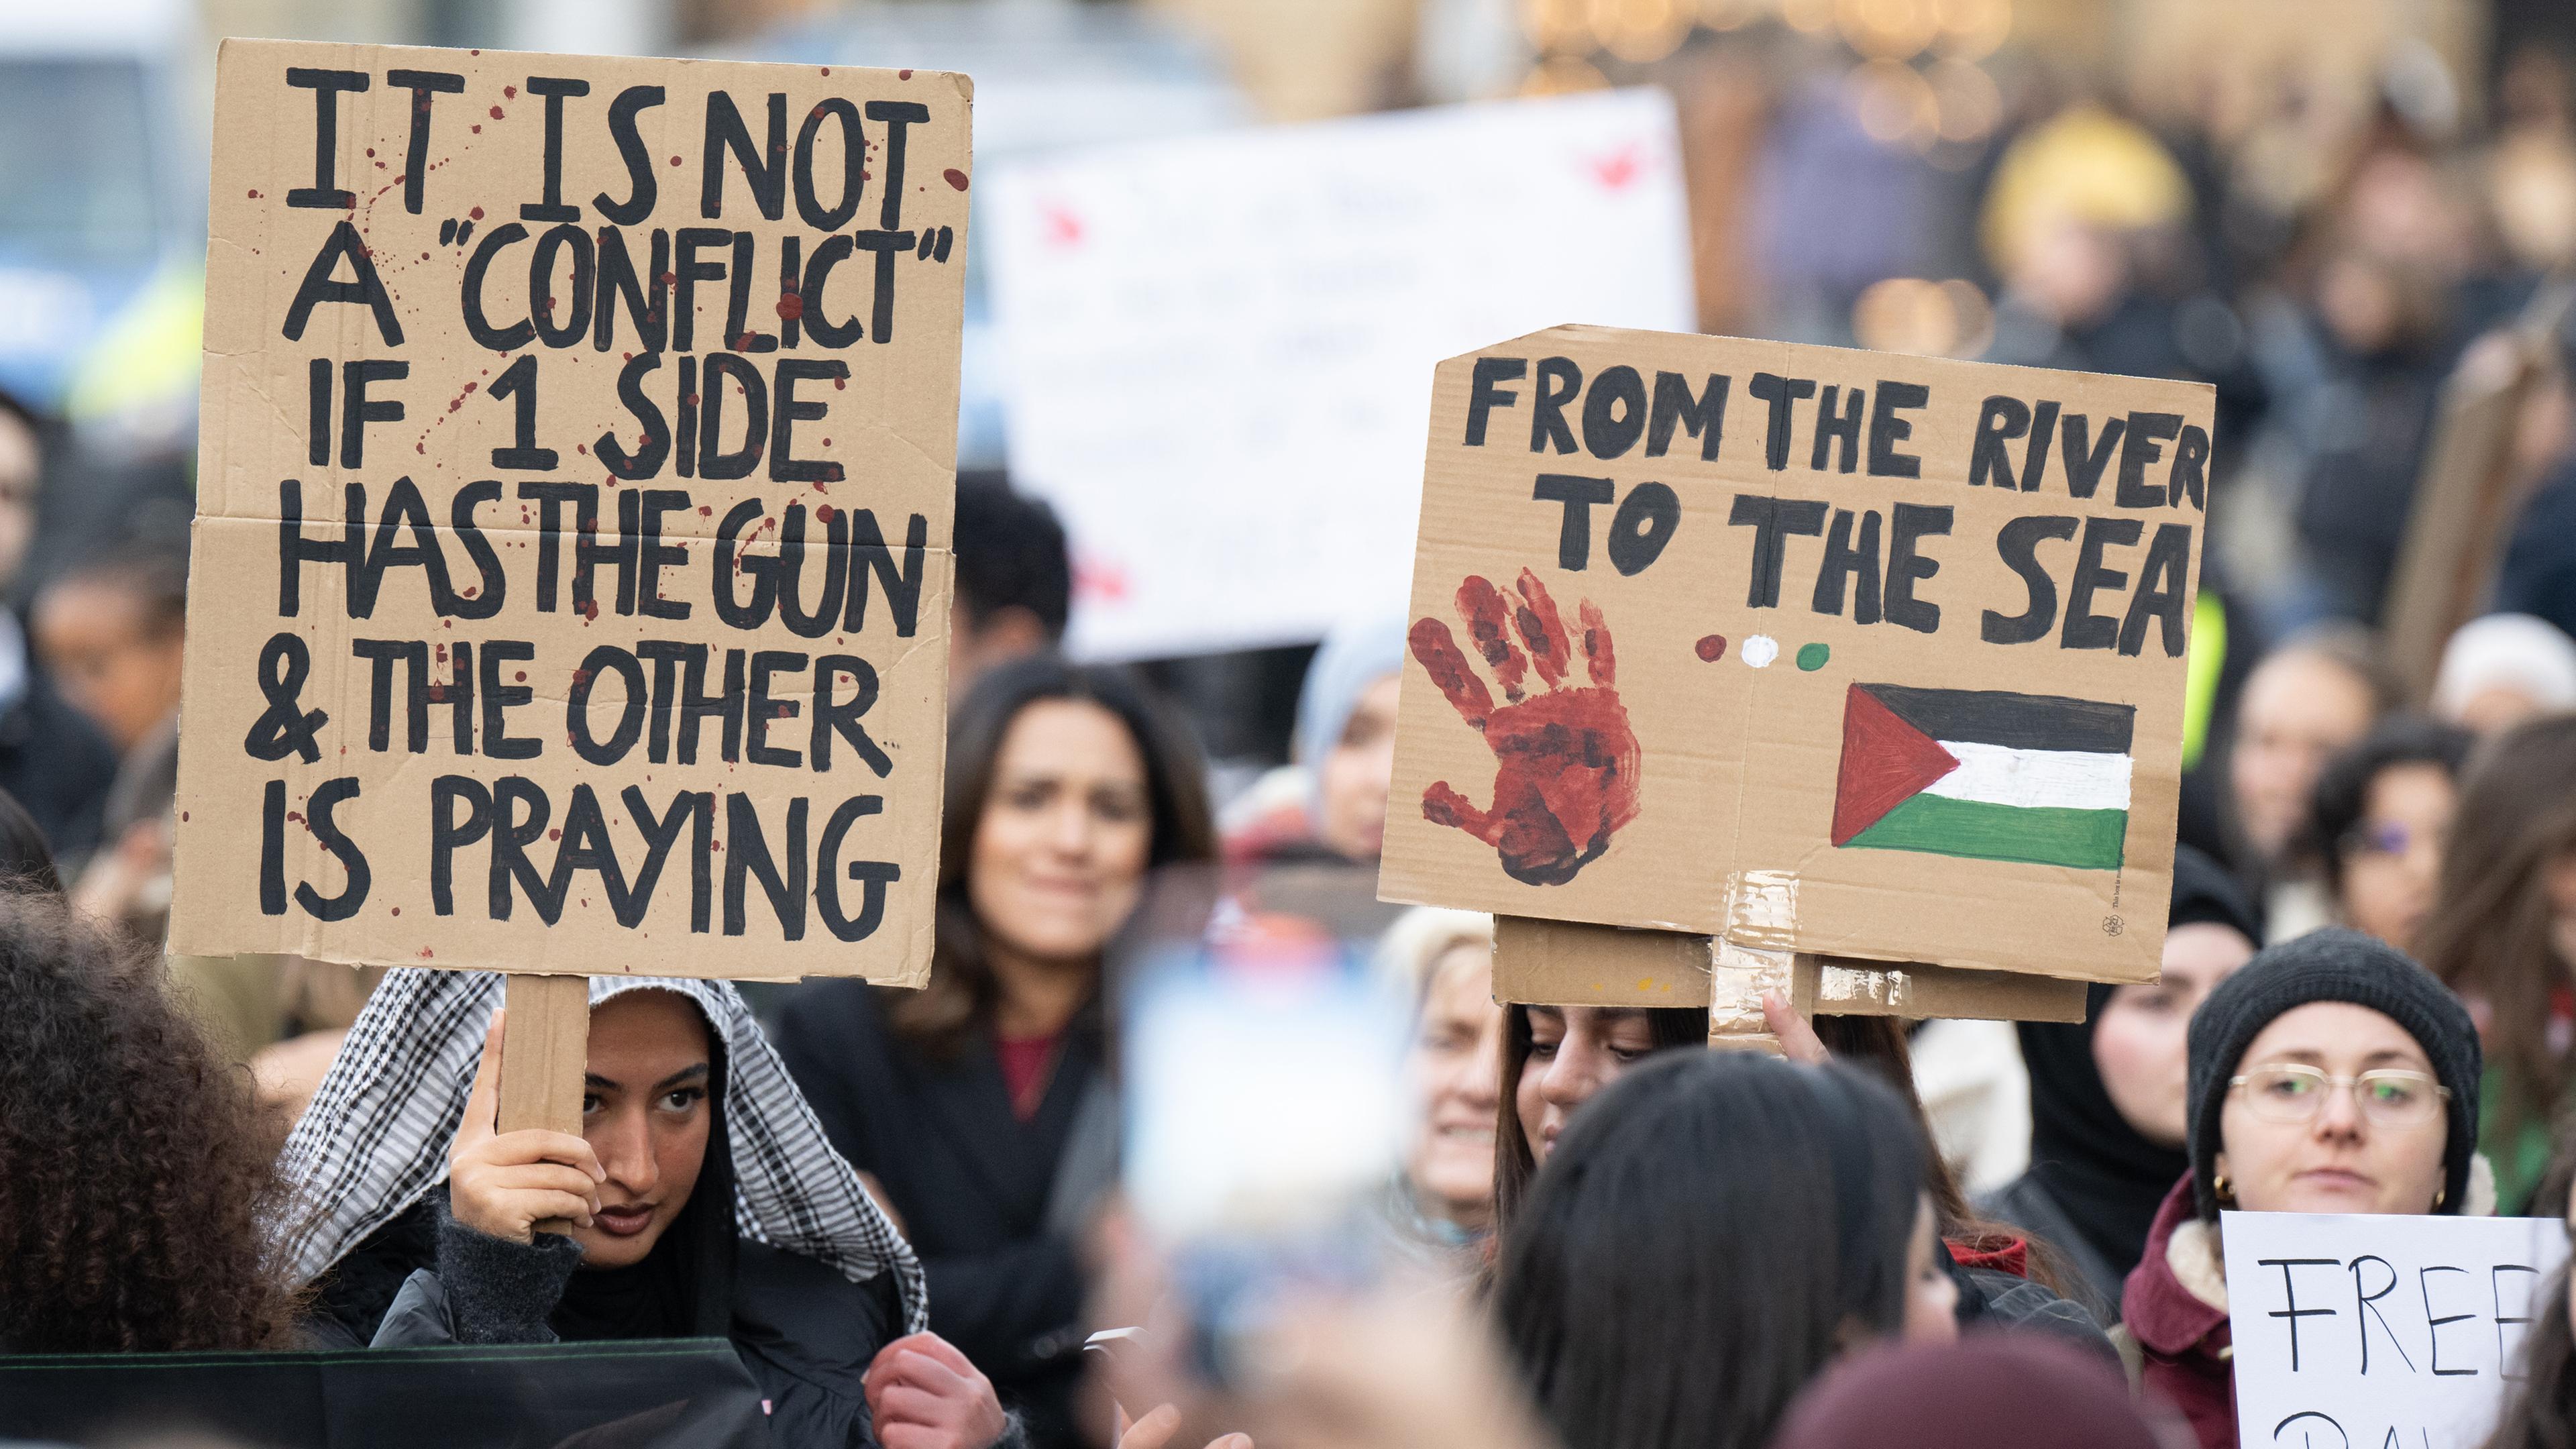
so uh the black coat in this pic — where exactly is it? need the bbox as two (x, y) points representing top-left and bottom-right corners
(0, 664), (115, 864)
(774, 981), (1099, 1449)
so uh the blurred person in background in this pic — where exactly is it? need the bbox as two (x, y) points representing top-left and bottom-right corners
(1493, 1053), (1955, 1449)
(1493, 999), (2098, 1345)
(951, 472), (1071, 696)
(1984, 847), (2261, 1321)
(2285, 154), (2479, 626)
(2223, 626), (2395, 934)
(0, 391), (117, 864)
(288, 973), (1011, 1449)
(2303, 716), (2474, 953)
(2418, 715), (2576, 1212)
(2484, 1106), (2576, 1449)
(2434, 613), (2576, 735)
(1223, 614), (1406, 868)
(1374, 907), (1500, 1265)
(2119, 930), (2483, 1448)
(0, 887), (297, 1353)
(1769, 1336), (2180, 1449)
(34, 543), (184, 937)
(777, 657), (1216, 1448)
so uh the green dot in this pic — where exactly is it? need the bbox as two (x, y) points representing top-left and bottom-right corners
(1795, 642), (1831, 672)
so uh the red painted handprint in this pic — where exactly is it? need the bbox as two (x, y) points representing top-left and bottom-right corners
(1408, 570), (1641, 886)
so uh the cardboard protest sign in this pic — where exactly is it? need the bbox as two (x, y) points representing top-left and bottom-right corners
(1488, 915), (2086, 1021)
(2222, 1210), (2569, 1449)
(1381, 325), (2212, 988)
(170, 40), (971, 983)
(985, 89), (1694, 661)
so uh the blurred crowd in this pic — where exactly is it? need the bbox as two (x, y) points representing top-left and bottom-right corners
(15, 3), (2576, 1449)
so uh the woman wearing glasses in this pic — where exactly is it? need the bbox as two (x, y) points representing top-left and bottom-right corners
(2116, 928), (2485, 1449)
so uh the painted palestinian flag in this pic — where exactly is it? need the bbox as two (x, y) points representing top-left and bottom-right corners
(1831, 684), (2135, 871)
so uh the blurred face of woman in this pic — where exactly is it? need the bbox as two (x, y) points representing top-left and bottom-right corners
(2216, 1002), (2449, 1216)
(1902, 1194), (1960, 1346)
(1407, 943), (1503, 1231)
(1316, 673), (1401, 862)
(2094, 922), (2257, 1147)
(2336, 762), (2456, 951)
(34, 583), (184, 755)
(968, 698), (1155, 966)
(1517, 1006), (1659, 1164)
(2232, 652), (2377, 860)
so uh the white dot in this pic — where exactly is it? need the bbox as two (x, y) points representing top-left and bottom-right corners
(1741, 635), (1780, 668)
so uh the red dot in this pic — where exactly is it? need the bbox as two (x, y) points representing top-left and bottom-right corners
(669, 155), (682, 167)
(489, 105), (504, 119)
(1695, 634), (1728, 662)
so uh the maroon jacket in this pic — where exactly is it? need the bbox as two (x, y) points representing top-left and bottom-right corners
(2121, 1177), (2236, 1449)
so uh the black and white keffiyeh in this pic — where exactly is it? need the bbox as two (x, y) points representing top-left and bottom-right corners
(276, 969), (927, 1333)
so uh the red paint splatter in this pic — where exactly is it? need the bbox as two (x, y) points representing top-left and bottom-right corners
(472, 125), (481, 133)
(578, 598), (600, 622)
(898, 68), (913, 78)
(391, 907), (400, 916)
(943, 168), (968, 191)
(833, 376), (845, 390)
(489, 105), (505, 119)
(503, 85), (517, 99)
(669, 154), (682, 167)
(366, 147), (376, 157)
(775, 291), (804, 320)
(548, 828), (561, 841)
(1587, 144), (1642, 191)
(698, 504), (712, 516)
(1409, 570), (1638, 885)
(419, 947), (435, 959)
(516, 670), (527, 682)
(427, 683), (447, 702)
(180, 812), (189, 822)
(247, 189), (261, 199)
(816, 504), (837, 522)
(1695, 634), (1727, 662)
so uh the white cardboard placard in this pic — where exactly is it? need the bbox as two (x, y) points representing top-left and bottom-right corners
(2222, 1210), (2569, 1449)
(985, 88), (1695, 661)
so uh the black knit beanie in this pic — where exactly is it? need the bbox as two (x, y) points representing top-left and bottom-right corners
(2184, 928), (2480, 1222)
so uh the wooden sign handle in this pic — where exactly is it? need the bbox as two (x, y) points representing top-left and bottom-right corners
(497, 973), (590, 1236)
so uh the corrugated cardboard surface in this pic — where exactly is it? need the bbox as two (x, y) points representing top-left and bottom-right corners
(1491, 916), (2086, 1021)
(1383, 325), (2212, 987)
(170, 41), (970, 981)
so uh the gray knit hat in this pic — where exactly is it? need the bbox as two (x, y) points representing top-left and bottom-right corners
(2185, 928), (2481, 1222)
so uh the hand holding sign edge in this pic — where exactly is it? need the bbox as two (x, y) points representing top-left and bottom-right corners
(447, 1009), (604, 1243)
(1408, 569), (1640, 886)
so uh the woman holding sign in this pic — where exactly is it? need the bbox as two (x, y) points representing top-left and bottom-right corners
(777, 656), (1218, 1449)
(284, 972), (1021, 1449)
(2118, 928), (2485, 1449)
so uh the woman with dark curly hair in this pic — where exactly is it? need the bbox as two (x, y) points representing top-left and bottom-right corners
(0, 885), (297, 1351)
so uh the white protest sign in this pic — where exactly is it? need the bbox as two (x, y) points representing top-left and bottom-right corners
(2223, 1211), (2569, 1449)
(984, 88), (1695, 661)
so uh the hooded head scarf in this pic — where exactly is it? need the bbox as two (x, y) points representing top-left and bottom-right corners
(2433, 613), (2576, 722)
(1293, 615), (1409, 794)
(276, 969), (926, 1335)
(2015, 847), (2259, 1281)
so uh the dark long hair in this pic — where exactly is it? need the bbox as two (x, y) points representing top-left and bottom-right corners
(888, 655), (1218, 1055)
(1490, 1003), (2073, 1295)
(2418, 716), (2576, 1147)
(0, 888), (297, 1350)
(1495, 1052), (1926, 1449)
